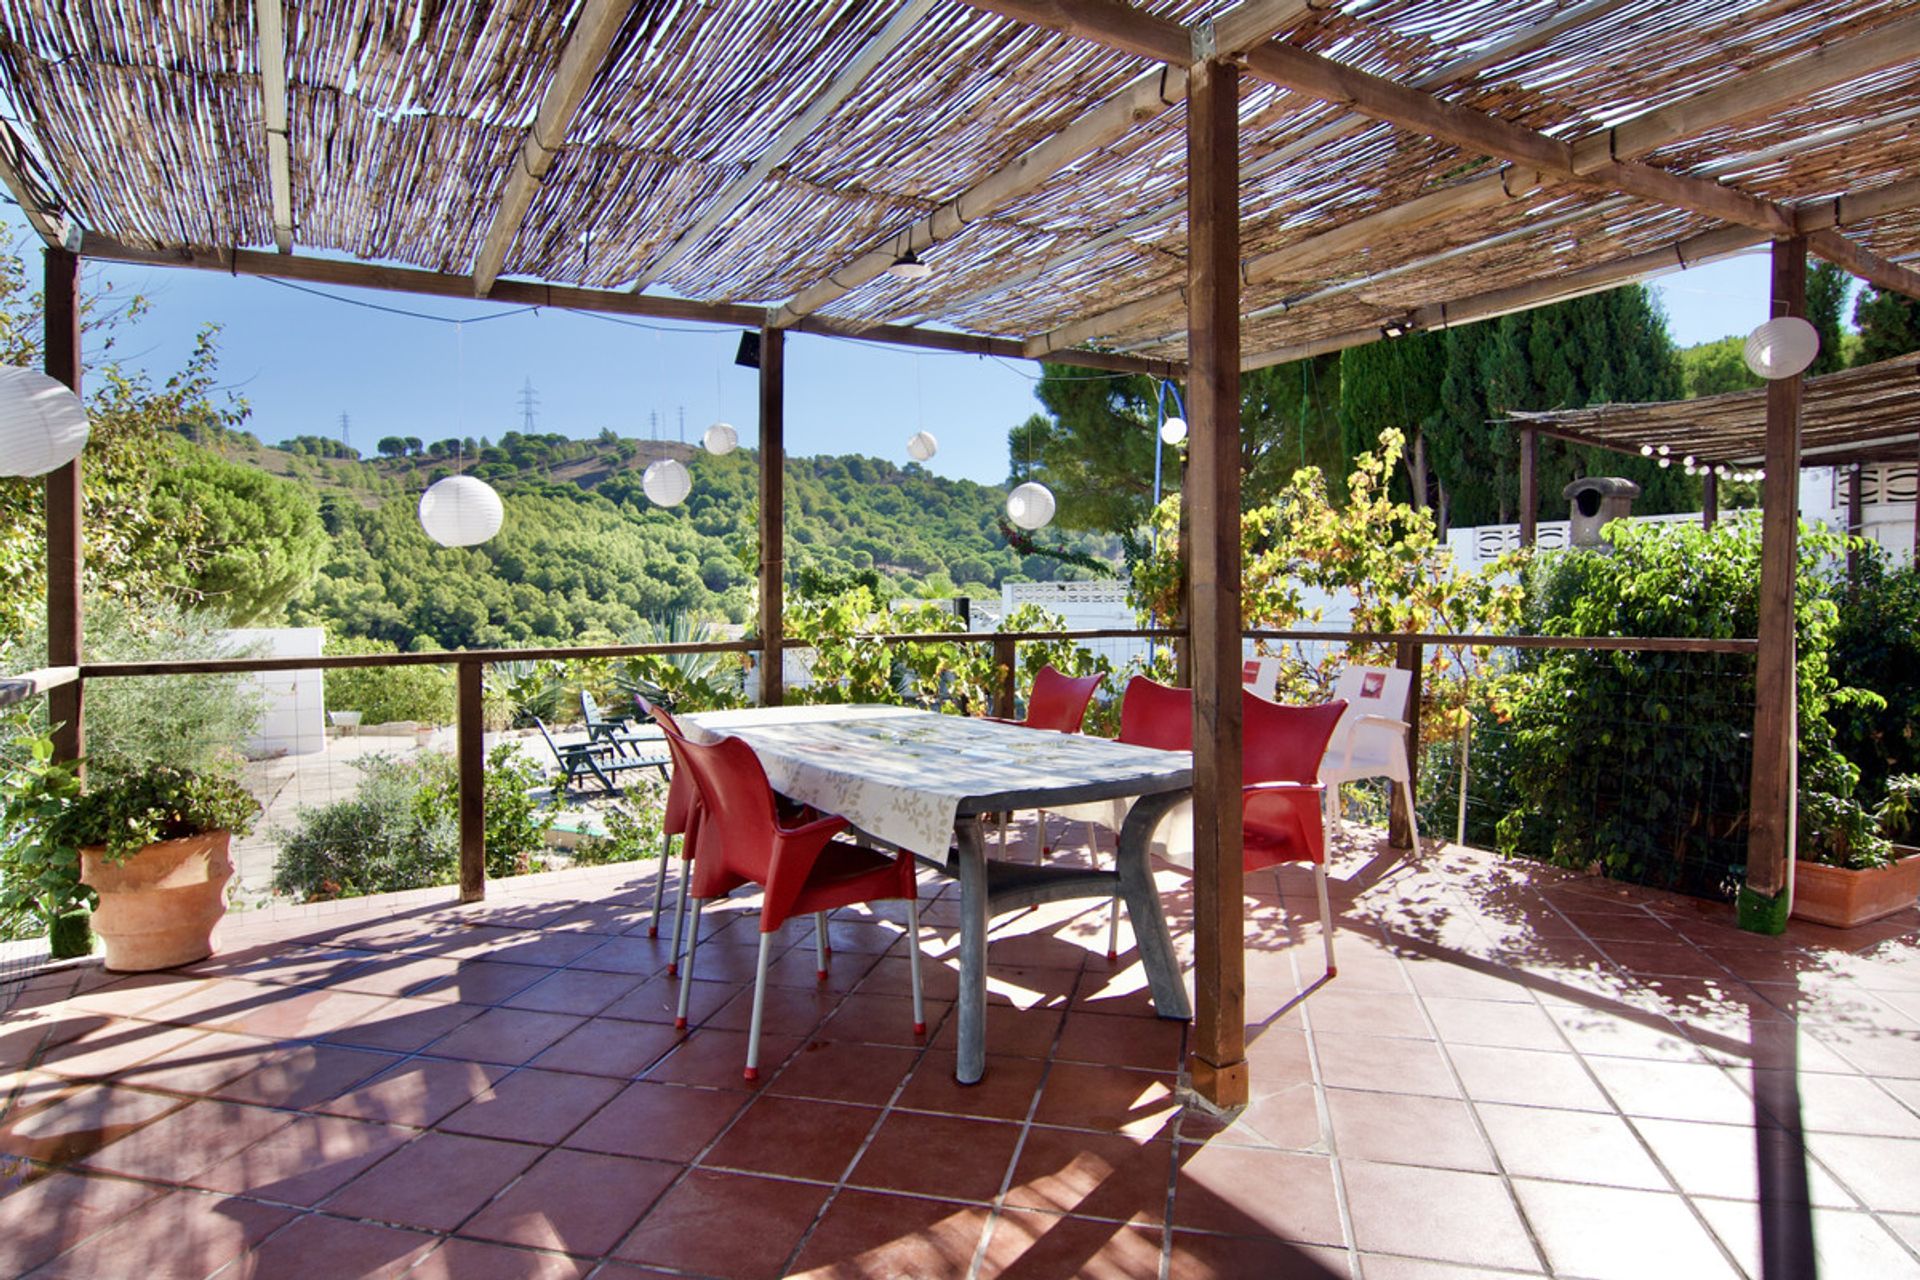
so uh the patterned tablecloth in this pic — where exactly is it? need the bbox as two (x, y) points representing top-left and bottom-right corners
(681, 704), (1193, 858)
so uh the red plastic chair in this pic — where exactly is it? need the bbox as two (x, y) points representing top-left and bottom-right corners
(989, 665), (1105, 859)
(1071, 676), (1191, 958)
(654, 717), (925, 1081)
(636, 701), (702, 976)
(1242, 694), (1348, 979)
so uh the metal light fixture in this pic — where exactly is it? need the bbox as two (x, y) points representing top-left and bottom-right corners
(1743, 316), (1819, 380)
(0, 366), (89, 477)
(419, 475), (504, 546)
(888, 249), (932, 281)
(642, 457), (692, 507)
(1380, 319), (1409, 339)
(1006, 481), (1056, 531)
(906, 430), (938, 462)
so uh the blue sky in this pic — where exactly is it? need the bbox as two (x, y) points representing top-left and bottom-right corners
(8, 211), (1780, 487)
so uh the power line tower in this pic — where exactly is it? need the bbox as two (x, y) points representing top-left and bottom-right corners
(338, 412), (350, 450)
(517, 378), (540, 433)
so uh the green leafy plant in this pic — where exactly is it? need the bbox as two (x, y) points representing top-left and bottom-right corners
(569, 796), (667, 867)
(0, 717), (88, 952)
(415, 745), (558, 878)
(272, 754), (454, 900)
(55, 757), (259, 865)
(322, 635), (455, 724)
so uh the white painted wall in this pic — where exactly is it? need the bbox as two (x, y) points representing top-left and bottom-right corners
(223, 627), (326, 758)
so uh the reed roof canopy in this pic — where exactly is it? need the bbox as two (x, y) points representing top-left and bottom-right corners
(1509, 350), (1920, 470)
(2, 0), (1919, 370)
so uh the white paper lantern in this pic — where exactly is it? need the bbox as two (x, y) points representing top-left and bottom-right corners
(643, 457), (692, 507)
(1160, 416), (1188, 445)
(702, 422), (738, 456)
(906, 430), (938, 462)
(1743, 316), (1820, 380)
(1006, 481), (1056, 531)
(0, 366), (89, 477)
(418, 475), (504, 547)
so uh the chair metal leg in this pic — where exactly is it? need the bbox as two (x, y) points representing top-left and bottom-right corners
(674, 898), (706, 1029)
(1313, 862), (1337, 979)
(667, 866), (692, 978)
(906, 896), (926, 1036)
(649, 830), (675, 938)
(814, 911), (829, 980)
(1090, 821), (1120, 961)
(745, 929), (775, 1082)
(1401, 773), (1422, 850)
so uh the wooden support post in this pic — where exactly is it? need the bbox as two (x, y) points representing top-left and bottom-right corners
(1740, 237), (1807, 935)
(1702, 471), (1719, 529)
(758, 327), (785, 706)
(1518, 428), (1538, 549)
(1387, 640), (1423, 850)
(44, 248), (83, 768)
(1846, 462), (1864, 580)
(992, 636), (1017, 719)
(457, 661), (485, 903)
(1914, 436), (1920, 559)
(1184, 56), (1248, 1112)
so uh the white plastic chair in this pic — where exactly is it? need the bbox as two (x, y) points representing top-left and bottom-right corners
(1320, 666), (1420, 847)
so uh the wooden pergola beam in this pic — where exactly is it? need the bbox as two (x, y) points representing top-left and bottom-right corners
(631, 0), (939, 291)
(0, 126), (69, 249)
(471, 0), (632, 298)
(1805, 229), (1920, 302)
(771, 0), (1313, 330)
(255, 0), (293, 253)
(78, 233), (1182, 377)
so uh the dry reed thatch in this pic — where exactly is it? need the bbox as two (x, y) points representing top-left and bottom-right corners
(1, 0), (1917, 362)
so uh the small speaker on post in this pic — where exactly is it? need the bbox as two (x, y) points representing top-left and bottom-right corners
(735, 331), (761, 369)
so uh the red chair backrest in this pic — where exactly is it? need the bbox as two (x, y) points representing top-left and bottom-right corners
(1024, 666), (1105, 733)
(1243, 694), (1347, 785)
(637, 699), (695, 836)
(1117, 676), (1192, 751)
(652, 718), (781, 898)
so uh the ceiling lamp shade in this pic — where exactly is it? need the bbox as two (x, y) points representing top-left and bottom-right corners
(887, 249), (932, 281)
(418, 475), (504, 547)
(702, 421), (738, 455)
(1006, 481), (1056, 531)
(906, 430), (938, 462)
(643, 457), (692, 507)
(0, 366), (89, 477)
(1160, 416), (1188, 445)
(1744, 317), (1820, 380)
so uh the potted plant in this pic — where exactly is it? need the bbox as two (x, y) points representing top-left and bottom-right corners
(1793, 775), (1920, 928)
(55, 758), (259, 970)
(1, 725), (91, 959)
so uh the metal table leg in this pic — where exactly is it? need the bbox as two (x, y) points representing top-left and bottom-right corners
(1115, 789), (1192, 1020)
(953, 816), (992, 1085)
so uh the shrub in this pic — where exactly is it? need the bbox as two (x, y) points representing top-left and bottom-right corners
(273, 755), (454, 901)
(1828, 548), (1920, 809)
(323, 634), (455, 724)
(569, 794), (667, 867)
(415, 744), (557, 878)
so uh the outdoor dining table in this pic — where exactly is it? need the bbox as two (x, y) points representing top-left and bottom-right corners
(680, 703), (1195, 1084)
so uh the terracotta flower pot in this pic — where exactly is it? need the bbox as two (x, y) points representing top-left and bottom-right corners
(1790, 847), (1920, 929)
(80, 831), (234, 971)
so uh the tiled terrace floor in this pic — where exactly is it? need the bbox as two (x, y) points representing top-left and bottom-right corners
(2, 828), (1918, 1279)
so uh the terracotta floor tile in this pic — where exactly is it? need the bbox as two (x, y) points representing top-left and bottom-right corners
(222, 987), (400, 1041)
(1512, 1178), (1738, 1279)
(644, 1027), (804, 1090)
(0, 1081), (183, 1163)
(436, 1066), (622, 1144)
(706, 982), (844, 1038)
(816, 992), (945, 1048)
(1055, 1012), (1186, 1071)
(34, 1018), (209, 1082)
(62, 972), (207, 1021)
(1170, 1144), (1341, 1243)
(567, 934), (675, 976)
(1476, 1103), (1668, 1190)
(421, 1006), (584, 1066)
(318, 995), (483, 1054)
(500, 968), (645, 1017)
(1587, 1056), (1758, 1124)
(932, 1000), (1069, 1061)
(1357, 1254), (1544, 1278)
(601, 975), (735, 1026)
(764, 944), (884, 993)
(786, 1188), (993, 1279)
(1446, 1044), (1612, 1111)
(407, 1236), (593, 1279)
(895, 1050), (1043, 1121)
(460, 1148), (678, 1255)
(1033, 1062), (1179, 1137)
(1165, 1230), (1350, 1279)
(563, 1080), (747, 1162)
(700, 1094), (879, 1182)
(613, 1168), (829, 1279)
(417, 960), (553, 1005)
(1198, 1081), (1326, 1152)
(1401, 957), (1535, 1004)
(329, 955), (465, 1002)
(196, 1112), (412, 1206)
(322, 1130), (539, 1232)
(529, 1017), (683, 1079)
(1305, 990), (1432, 1040)
(1341, 1161), (1538, 1271)
(1310, 1032), (1461, 1099)
(0, 1170), (165, 1274)
(117, 1029), (282, 1097)
(1549, 1004), (1702, 1062)
(1069, 965), (1169, 1019)
(981, 1210), (1163, 1279)
(231, 1211), (437, 1278)
(853, 954), (962, 1002)
(1004, 1127), (1173, 1224)
(1420, 995), (1567, 1051)
(1633, 1117), (1851, 1206)
(1803, 1131), (1920, 1213)
(316, 1057), (508, 1128)
(767, 1039), (918, 1108)
(27, 1187), (294, 1279)
(212, 1043), (403, 1111)
(1694, 1198), (1920, 1280)
(848, 1111), (1024, 1202)
(77, 1097), (296, 1184)
(1324, 1089), (1493, 1172)
(468, 931), (607, 969)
